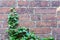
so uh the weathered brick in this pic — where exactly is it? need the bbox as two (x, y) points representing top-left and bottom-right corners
(0, 8), (10, 14)
(18, 1), (29, 7)
(36, 34), (52, 38)
(36, 21), (57, 27)
(34, 0), (49, 1)
(51, 1), (60, 7)
(57, 21), (60, 27)
(2, 33), (8, 40)
(19, 14), (30, 21)
(16, 8), (26, 14)
(29, 1), (50, 7)
(46, 21), (57, 27)
(0, 0), (59, 39)
(19, 21), (35, 28)
(16, 8), (34, 14)
(3, 20), (8, 28)
(0, 21), (3, 28)
(57, 15), (60, 20)
(48, 0), (59, 1)
(0, 34), (5, 40)
(42, 14), (56, 21)
(29, 1), (41, 7)
(26, 8), (34, 14)
(52, 28), (60, 38)
(36, 21), (47, 27)
(0, 34), (2, 40)
(31, 15), (41, 21)
(30, 28), (51, 34)
(35, 8), (56, 14)
(56, 34), (60, 40)
(18, 0), (27, 1)
(0, 0), (15, 1)
(0, 1), (16, 7)
(0, 21), (8, 28)
(0, 14), (8, 20)
(40, 1), (50, 7)
(0, 14), (8, 28)
(57, 11), (60, 15)
(0, 28), (7, 34)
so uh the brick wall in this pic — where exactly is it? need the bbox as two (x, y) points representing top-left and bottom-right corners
(0, 0), (60, 40)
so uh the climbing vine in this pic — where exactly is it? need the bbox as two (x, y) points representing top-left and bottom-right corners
(7, 8), (40, 40)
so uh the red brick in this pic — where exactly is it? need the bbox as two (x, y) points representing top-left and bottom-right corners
(36, 34), (51, 38)
(57, 11), (60, 14)
(3, 20), (8, 28)
(0, 0), (15, 1)
(42, 14), (56, 21)
(53, 28), (60, 35)
(19, 21), (35, 28)
(0, 14), (8, 20)
(18, 0), (28, 1)
(35, 0), (49, 1)
(51, 1), (60, 7)
(36, 21), (57, 27)
(0, 15), (8, 28)
(29, 1), (41, 7)
(56, 35), (60, 40)
(16, 8), (34, 14)
(57, 21), (60, 27)
(0, 28), (7, 34)
(0, 1), (16, 7)
(29, 1), (49, 7)
(26, 8), (34, 14)
(0, 21), (3, 28)
(18, 0), (34, 1)
(40, 1), (50, 7)
(29, 1), (36, 7)
(57, 15), (60, 20)
(2, 33), (8, 40)
(30, 28), (51, 34)
(35, 8), (56, 14)
(36, 21), (47, 27)
(0, 20), (8, 28)
(46, 21), (57, 27)
(52, 28), (60, 40)
(19, 14), (30, 21)
(31, 15), (41, 21)
(0, 8), (10, 14)
(18, 0), (26, 1)
(16, 8), (26, 14)
(18, 1), (29, 7)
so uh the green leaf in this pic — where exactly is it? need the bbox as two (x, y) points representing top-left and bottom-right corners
(41, 38), (48, 40)
(48, 36), (54, 40)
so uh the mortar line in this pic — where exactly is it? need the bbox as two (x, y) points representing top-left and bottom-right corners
(33, 7), (36, 28)
(56, 9), (58, 28)
(0, 7), (57, 8)
(16, 0), (19, 8)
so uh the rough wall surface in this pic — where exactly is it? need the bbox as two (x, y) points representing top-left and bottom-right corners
(0, 0), (60, 40)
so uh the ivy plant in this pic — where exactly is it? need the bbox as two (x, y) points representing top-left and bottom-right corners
(7, 8), (54, 40)
(7, 8), (40, 40)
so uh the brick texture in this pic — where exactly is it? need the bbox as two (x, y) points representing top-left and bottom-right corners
(0, 0), (60, 40)
(51, 1), (60, 7)
(29, 1), (50, 7)
(19, 21), (35, 28)
(18, 1), (29, 7)
(30, 28), (51, 34)
(0, 8), (10, 14)
(35, 8), (56, 14)
(0, 1), (16, 7)
(36, 21), (57, 27)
